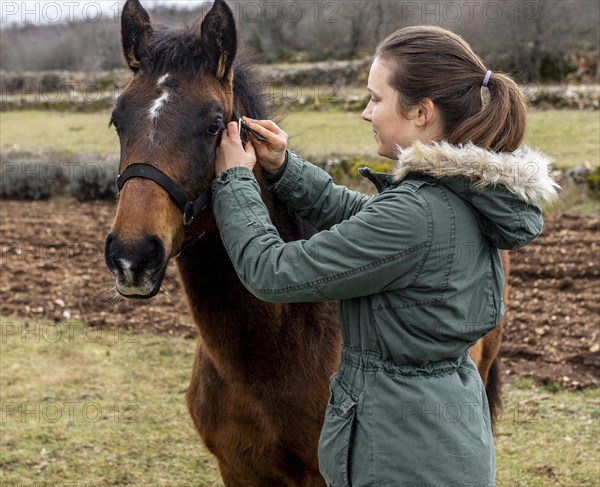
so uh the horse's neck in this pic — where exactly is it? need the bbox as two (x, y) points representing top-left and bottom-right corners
(175, 188), (299, 376)
(177, 186), (298, 309)
(176, 235), (247, 321)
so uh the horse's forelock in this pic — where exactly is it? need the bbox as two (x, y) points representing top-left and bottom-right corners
(140, 26), (267, 123)
(142, 26), (211, 77)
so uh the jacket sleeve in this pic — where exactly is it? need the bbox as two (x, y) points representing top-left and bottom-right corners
(212, 167), (430, 303)
(265, 150), (374, 231)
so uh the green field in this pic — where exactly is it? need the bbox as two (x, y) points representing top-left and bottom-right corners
(1, 318), (598, 486)
(0, 318), (221, 486)
(1, 109), (598, 169)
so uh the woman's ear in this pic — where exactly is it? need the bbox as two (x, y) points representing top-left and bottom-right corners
(414, 99), (436, 128)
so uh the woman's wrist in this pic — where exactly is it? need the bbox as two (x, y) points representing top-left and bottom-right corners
(260, 151), (287, 174)
(263, 151), (289, 183)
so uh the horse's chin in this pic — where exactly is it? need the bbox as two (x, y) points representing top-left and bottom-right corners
(115, 270), (166, 300)
(116, 284), (161, 300)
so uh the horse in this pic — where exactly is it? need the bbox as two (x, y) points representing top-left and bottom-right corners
(104, 0), (504, 484)
(470, 251), (508, 423)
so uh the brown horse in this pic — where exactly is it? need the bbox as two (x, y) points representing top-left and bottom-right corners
(471, 250), (508, 423)
(105, 0), (504, 484)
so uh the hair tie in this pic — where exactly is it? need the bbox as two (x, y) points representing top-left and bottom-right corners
(482, 70), (492, 87)
(480, 70), (492, 110)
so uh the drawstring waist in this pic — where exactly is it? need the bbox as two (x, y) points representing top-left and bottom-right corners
(337, 347), (470, 393)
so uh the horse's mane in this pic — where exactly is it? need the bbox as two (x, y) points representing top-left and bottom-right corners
(232, 61), (269, 121)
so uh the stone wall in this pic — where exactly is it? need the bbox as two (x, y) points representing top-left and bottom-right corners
(1, 61), (598, 111)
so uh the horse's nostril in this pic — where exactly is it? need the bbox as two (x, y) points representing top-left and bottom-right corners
(137, 235), (165, 273)
(104, 233), (123, 272)
(104, 234), (165, 278)
(148, 236), (162, 261)
(105, 234), (115, 256)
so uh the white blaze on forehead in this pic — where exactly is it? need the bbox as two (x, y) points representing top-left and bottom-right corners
(149, 91), (170, 121)
(149, 73), (171, 122)
(157, 73), (169, 86)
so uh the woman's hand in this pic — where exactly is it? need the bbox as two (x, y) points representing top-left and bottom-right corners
(215, 121), (256, 176)
(242, 117), (288, 174)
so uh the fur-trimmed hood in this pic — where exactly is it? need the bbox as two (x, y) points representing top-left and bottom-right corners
(379, 141), (559, 250)
(393, 141), (560, 205)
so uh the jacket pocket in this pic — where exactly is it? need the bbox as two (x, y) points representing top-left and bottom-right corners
(318, 378), (358, 487)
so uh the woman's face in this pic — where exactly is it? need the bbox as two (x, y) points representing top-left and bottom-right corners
(362, 57), (441, 159)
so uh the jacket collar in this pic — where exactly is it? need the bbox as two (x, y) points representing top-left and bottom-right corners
(391, 141), (559, 205)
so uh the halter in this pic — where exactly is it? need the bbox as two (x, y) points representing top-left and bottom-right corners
(115, 105), (251, 234)
(116, 163), (210, 231)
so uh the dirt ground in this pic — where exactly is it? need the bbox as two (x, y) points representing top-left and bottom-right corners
(1, 201), (598, 389)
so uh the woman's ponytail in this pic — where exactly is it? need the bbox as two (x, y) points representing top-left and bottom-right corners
(447, 72), (528, 152)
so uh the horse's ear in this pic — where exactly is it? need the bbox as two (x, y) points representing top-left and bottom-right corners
(121, 0), (154, 72)
(199, 0), (237, 82)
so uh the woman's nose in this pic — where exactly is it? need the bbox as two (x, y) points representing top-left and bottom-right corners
(361, 102), (372, 122)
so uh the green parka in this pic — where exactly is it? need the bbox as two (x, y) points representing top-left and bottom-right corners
(211, 141), (558, 486)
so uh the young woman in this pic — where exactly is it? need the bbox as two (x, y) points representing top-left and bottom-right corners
(212, 26), (558, 486)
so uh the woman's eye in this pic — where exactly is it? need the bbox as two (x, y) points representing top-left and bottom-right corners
(207, 121), (223, 135)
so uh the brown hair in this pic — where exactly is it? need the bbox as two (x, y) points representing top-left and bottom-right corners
(376, 26), (527, 152)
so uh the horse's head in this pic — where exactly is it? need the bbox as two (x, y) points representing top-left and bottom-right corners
(105, 0), (246, 298)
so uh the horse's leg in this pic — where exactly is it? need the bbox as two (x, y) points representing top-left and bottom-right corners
(470, 339), (484, 375)
(471, 250), (509, 425)
(302, 471), (327, 487)
(474, 325), (503, 385)
(219, 464), (252, 487)
(220, 463), (315, 487)
(283, 451), (326, 487)
(485, 250), (509, 422)
(471, 250), (510, 383)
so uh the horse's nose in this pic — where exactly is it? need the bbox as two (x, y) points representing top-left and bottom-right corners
(105, 233), (165, 280)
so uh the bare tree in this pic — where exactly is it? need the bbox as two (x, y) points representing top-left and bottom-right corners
(0, 0), (597, 77)
(457, 0), (600, 81)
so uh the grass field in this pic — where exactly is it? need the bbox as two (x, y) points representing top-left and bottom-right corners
(0, 318), (221, 486)
(1, 109), (598, 169)
(1, 318), (598, 486)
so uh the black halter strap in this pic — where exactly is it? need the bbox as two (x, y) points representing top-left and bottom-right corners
(115, 101), (251, 234)
(116, 164), (209, 231)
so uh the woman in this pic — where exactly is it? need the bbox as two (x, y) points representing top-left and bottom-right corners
(212, 26), (558, 486)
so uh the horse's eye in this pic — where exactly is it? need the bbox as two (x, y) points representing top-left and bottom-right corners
(109, 117), (121, 134)
(207, 121), (223, 136)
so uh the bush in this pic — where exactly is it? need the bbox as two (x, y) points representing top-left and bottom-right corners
(587, 167), (600, 200)
(540, 54), (576, 83)
(67, 163), (118, 202)
(0, 161), (59, 200)
(0, 158), (119, 202)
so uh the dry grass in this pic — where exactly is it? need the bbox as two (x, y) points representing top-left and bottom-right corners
(1, 318), (598, 486)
